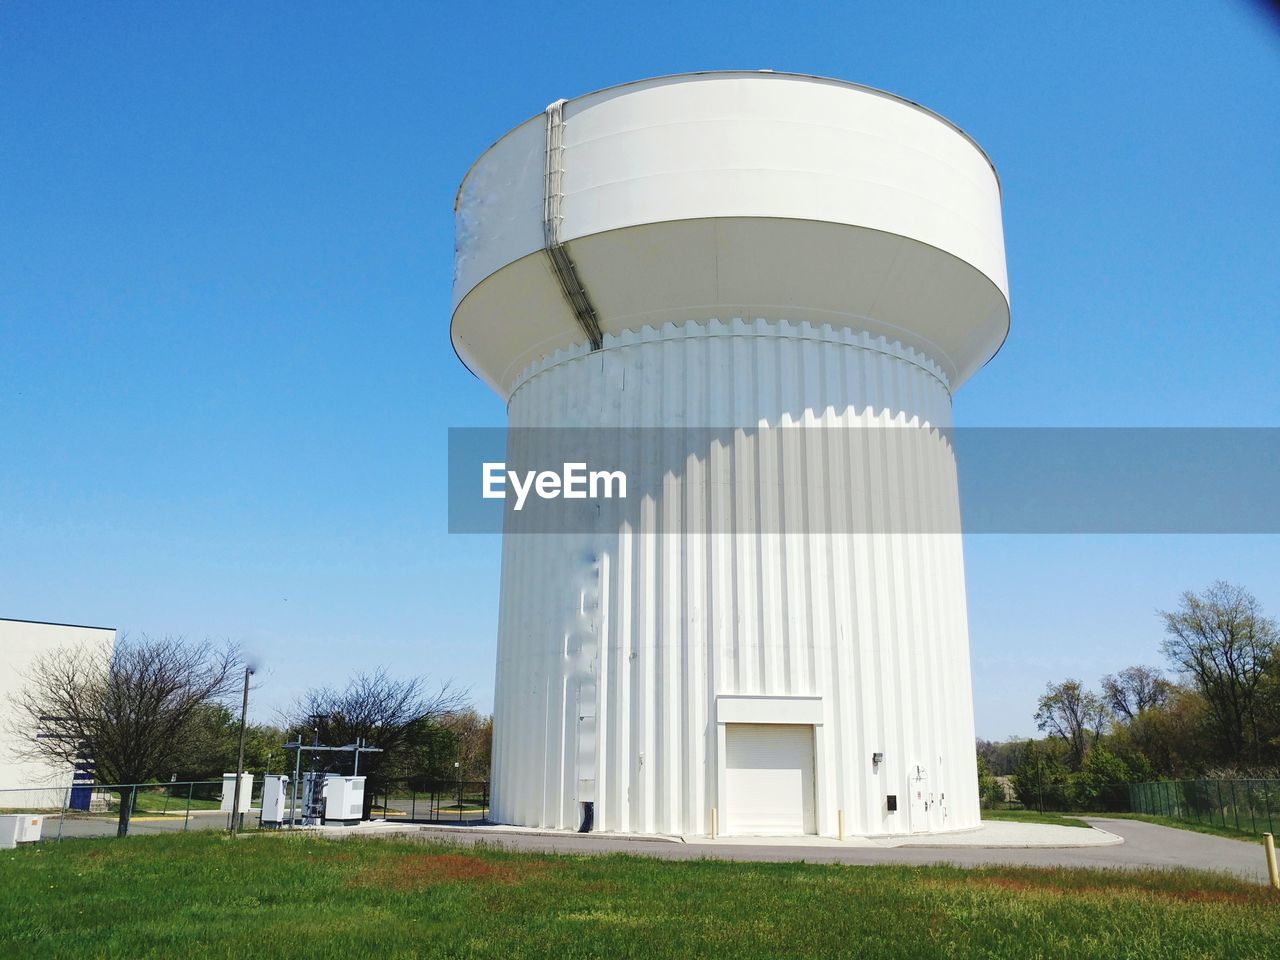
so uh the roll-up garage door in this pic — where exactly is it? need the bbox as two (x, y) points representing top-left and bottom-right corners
(724, 723), (816, 835)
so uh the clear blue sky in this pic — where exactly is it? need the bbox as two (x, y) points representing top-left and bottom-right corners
(2, 2), (1278, 737)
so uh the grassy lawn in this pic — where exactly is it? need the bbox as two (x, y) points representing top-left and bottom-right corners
(128, 791), (224, 814)
(2, 833), (1277, 959)
(980, 808), (1092, 828)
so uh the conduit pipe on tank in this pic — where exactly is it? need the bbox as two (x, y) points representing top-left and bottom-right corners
(542, 99), (602, 350)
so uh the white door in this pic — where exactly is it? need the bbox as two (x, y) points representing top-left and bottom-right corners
(724, 723), (816, 835)
(908, 765), (929, 833)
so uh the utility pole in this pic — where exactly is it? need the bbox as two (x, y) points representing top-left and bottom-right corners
(229, 665), (255, 836)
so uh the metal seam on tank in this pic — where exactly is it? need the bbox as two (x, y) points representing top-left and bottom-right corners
(507, 318), (953, 409)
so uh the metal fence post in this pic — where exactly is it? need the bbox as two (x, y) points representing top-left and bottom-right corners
(1216, 779), (1225, 829)
(184, 781), (194, 832)
(411, 790), (416, 822)
(56, 784), (71, 843)
(1230, 781), (1241, 832)
(1265, 780), (1275, 835)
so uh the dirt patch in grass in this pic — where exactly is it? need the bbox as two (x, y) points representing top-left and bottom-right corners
(348, 853), (545, 891)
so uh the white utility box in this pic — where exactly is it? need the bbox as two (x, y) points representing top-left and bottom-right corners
(260, 775), (290, 825)
(219, 772), (254, 814)
(0, 814), (44, 849)
(322, 775), (365, 825)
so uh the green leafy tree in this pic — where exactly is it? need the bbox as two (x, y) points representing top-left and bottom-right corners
(1034, 679), (1109, 771)
(1070, 744), (1131, 811)
(447, 709), (493, 781)
(1160, 581), (1278, 764)
(975, 753), (1007, 808)
(1010, 739), (1069, 812)
(170, 704), (287, 781)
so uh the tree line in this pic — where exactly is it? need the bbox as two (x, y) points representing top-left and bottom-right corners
(13, 635), (492, 835)
(978, 581), (1280, 811)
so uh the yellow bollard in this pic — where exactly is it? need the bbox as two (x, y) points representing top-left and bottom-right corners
(710, 806), (718, 840)
(1265, 833), (1279, 891)
(838, 809), (845, 841)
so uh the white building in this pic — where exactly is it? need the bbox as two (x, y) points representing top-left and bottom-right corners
(453, 72), (1009, 836)
(1, 618), (117, 808)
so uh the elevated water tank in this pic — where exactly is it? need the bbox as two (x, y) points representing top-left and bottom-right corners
(454, 71), (1009, 837)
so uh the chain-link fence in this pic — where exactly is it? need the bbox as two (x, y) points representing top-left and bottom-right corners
(982, 780), (1132, 813)
(981, 775), (1280, 836)
(1129, 779), (1280, 835)
(0, 780), (261, 841)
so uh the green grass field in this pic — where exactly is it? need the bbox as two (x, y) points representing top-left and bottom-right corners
(2, 833), (1276, 959)
(980, 809), (1092, 828)
(126, 790), (225, 814)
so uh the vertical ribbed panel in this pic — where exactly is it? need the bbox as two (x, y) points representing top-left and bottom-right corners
(490, 319), (979, 836)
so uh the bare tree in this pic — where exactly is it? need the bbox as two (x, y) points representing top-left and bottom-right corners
(284, 670), (467, 816)
(1101, 665), (1173, 722)
(1160, 581), (1279, 762)
(1033, 679), (1109, 769)
(14, 635), (242, 836)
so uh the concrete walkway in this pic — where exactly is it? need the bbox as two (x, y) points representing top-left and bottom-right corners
(690, 820), (1121, 849)
(312, 816), (1270, 885)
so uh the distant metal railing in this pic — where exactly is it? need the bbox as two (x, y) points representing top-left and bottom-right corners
(363, 780), (490, 824)
(1, 776), (492, 841)
(1129, 779), (1280, 835)
(0, 780), (255, 841)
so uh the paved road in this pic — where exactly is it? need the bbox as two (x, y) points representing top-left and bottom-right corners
(388, 817), (1270, 885)
(51, 810), (249, 839)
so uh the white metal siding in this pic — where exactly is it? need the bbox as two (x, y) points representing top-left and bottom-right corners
(488, 320), (982, 837)
(724, 724), (815, 836)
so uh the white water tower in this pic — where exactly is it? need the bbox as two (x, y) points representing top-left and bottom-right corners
(453, 72), (1009, 836)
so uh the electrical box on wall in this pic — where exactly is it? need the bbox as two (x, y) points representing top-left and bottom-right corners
(886, 795), (898, 812)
